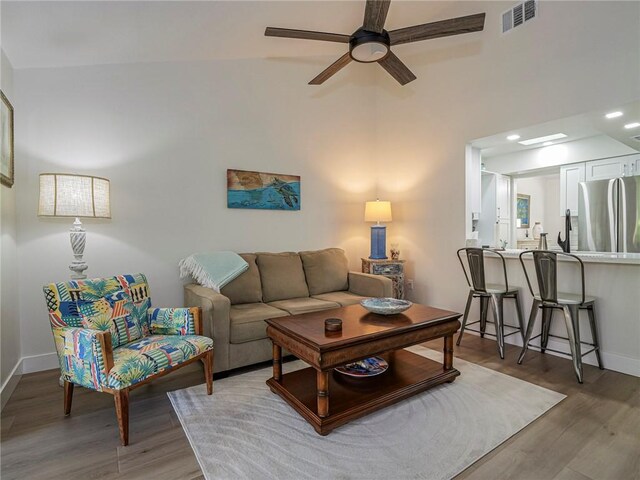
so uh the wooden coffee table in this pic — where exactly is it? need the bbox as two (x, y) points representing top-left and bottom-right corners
(265, 303), (461, 435)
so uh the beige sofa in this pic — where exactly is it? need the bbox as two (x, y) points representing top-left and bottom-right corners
(184, 248), (392, 373)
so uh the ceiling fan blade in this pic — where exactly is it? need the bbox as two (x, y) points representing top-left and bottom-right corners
(378, 52), (416, 85)
(363, 0), (391, 33)
(389, 12), (486, 45)
(309, 53), (353, 85)
(265, 27), (350, 43)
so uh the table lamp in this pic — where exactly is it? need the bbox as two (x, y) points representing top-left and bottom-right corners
(38, 173), (111, 279)
(364, 200), (392, 259)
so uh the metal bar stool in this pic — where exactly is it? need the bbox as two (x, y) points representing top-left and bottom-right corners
(456, 248), (525, 359)
(518, 250), (604, 383)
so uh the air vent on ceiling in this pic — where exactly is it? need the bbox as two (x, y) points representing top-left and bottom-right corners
(502, 0), (537, 34)
(631, 134), (640, 143)
(513, 4), (524, 27)
(502, 11), (513, 33)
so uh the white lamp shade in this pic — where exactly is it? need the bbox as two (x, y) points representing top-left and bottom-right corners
(38, 173), (111, 218)
(364, 200), (392, 223)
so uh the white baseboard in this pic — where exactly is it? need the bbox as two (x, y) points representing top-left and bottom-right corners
(463, 329), (640, 377)
(1, 360), (23, 410)
(20, 352), (59, 374)
(1, 352), (59, 410)
(595, 351), (640, 377)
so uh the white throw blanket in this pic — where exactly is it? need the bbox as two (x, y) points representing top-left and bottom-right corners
(179, 251), (248, 292)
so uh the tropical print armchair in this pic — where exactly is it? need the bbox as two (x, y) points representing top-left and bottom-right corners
(43, 273), (214, 445)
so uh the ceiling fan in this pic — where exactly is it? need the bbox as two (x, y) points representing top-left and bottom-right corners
(265, 0), (485, 86)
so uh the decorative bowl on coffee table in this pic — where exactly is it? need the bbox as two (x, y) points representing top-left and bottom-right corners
(335, 356), (389, 377)
(361, 297), (412, 315)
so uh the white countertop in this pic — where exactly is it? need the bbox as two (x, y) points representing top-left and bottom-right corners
(496, 249), (640, 265)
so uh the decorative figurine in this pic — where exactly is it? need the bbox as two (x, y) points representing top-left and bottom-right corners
(390, 243), (400, 260)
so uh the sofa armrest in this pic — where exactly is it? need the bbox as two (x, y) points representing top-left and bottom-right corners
(51, 327), (113, 391)
(348, 272), (393, 298)
(147, 307), (202, 336)
(184, 284), (231, 371)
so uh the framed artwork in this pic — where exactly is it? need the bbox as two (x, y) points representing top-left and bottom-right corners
(227, 169), (300, 210)
(1, 90), (14, 188)
(517, 194), (530, 228)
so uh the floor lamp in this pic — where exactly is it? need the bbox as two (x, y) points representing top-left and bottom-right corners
(38, 173), (111, 279)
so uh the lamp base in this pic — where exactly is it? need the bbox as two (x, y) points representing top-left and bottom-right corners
(369, 225), (388, 260)
(69, 261), (89, 280)
(69, 218), (88, 280)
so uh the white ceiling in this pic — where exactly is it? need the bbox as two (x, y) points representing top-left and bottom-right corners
(473, 100), (640, 158)
(5, 1), (639, 153)
(1, 0), (486, 69)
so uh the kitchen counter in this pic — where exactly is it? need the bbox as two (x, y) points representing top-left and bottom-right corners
(481, 250), (640, 377)
(498, 249), (640, 265)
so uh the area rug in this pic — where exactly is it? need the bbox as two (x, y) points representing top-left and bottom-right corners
(168, 346), (565, 480)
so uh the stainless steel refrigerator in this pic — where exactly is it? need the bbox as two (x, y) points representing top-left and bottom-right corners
(578, 176), (640, 253)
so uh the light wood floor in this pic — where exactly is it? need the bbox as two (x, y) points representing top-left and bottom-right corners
(1, 334), (638, 480)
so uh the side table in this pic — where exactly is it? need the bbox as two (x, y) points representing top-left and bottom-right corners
(361, 258), (405, 299)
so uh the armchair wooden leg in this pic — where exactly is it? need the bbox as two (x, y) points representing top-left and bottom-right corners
(63, 381), (74, 416)
(204, 350), (214, 395)
(114, 390), (130, 446)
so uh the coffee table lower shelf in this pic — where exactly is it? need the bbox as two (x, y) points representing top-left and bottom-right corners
(266, 349), (460, 435)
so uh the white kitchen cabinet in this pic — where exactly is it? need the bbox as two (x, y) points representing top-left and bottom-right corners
(497, 219), (511, 247)
(585, 157), (625, 181)
(585, 154), (640, 180)
(478, 172), (511, 247)
(496, 174), (511, 221)
(625, 154), (640, 176)
(560, 163), (585, 216)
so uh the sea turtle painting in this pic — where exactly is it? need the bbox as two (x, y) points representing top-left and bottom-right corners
(227, 169), (301, 211)
(269, 177), (299, 208)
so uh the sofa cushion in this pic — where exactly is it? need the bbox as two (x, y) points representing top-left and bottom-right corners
(108, 335), (213, 389)
(267, 297), (340, 316)
(312, 291), (367, 307)
(221, 254), (263, 305)
(229, 303), (289, 344)
(300, 248), (349, 295)
(256, 252), (310, 303)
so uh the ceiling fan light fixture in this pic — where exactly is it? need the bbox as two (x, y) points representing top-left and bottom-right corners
(265, 2), (486, 86)
(351, 41), (389, 63)
(349, 28), (391, 64)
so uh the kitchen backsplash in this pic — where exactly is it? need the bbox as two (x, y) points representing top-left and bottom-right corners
(570, 216), (579, 250)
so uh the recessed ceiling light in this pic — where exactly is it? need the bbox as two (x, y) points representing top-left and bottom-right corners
(624, 122), (640, 129)
(605, 111), (623, 119)
(542, 142), (553, 146)
(518, 133), (568, 146)
(506, 134), (520, 141)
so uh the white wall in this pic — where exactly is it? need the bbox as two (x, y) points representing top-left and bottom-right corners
(14, 58), (377, 366)
(542, 174), (564, 246)
(483, 134), (638, 174)
(0, 49), (22, 408)
(8, 1), (640, 375)
(515, 173), (574, 248)
(515, 176), (546, 239)
(465, 145), (481, 236)
(375, 1), (639, 322)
